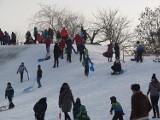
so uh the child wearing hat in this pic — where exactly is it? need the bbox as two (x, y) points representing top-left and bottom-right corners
(110, 96), (124, 120)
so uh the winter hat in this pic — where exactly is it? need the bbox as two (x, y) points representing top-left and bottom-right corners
(131, 84), (140, 91)
(152, 73), (156, 80)
(7, 82), (11, 86)
(110, 96), (117, 103)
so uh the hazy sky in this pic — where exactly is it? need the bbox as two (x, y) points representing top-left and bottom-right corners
(0, 0), (160, 34)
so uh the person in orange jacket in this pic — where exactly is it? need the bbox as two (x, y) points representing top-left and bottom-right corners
(60, 27), (68, 41)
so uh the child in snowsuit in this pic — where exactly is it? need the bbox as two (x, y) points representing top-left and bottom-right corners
(5, 82), (15, 109)
(33, 97), (47, 120)
(110, 96), (124, 120)
(82, 54), (93, 77)
(75, 105), (90, 120)
(73, 98), (81, 119)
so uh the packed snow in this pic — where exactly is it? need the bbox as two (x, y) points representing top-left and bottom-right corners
(0, 44), (159, 120)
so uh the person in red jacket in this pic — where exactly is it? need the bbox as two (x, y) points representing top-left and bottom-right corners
(60, 27), (68, 41)
(0, 29), (4, 45)
(59, 39), (65, 59)
(44, 36), (51, 53)
(72, 33), (83, 53)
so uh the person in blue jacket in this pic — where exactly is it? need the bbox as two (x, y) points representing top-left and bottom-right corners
(110, 96), (124, 120)
(136, 41), (144, 62)
(82, 54), (93, 77)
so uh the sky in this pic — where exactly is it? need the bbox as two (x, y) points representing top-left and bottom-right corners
(0, 44), (159, 119)
(0, 0), (160, 34)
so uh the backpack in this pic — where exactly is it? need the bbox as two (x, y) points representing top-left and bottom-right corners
(84, 49), (88, 56)
(76, 105), (90, 120)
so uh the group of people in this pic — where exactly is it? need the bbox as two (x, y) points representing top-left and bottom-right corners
(32, 83), (90, 120)
(109, 74), (160, 120)
(5, 73), (160, 120)
(16, 62), (43, 88)
(0, 28), (16, 45)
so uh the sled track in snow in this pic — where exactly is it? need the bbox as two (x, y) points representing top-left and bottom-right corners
(0, 45), (28, 65)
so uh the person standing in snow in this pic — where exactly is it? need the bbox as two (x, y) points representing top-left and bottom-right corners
(130, 84), (152, 120)
(82, 53), (93, 77)
(37, 65), (43, 88)
(59, 39), (65, 59)
(33, 97), (47, 120)
(44, 36), (51, 53)
(53, 43), (61, 68)
(147, 74), (160, 118)
(58, 83), (75, 120)
(136, 41), (144, 62)
(114, 43), (120, 60)
(5, 82), (15, 109)
(110, 96), (124, 120)
(17, 62), (28, 82)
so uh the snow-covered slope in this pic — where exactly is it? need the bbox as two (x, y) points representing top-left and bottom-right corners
(0, 44), (159, 120)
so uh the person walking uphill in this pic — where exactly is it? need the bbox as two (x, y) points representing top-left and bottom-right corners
(58, 83), (75, 120)
(130, 84), (152, 120)
(53, 43), (61, 68)
(17, 62), (28, 82)
(147, 74), (160, 118)
(5, 82), (15, 109)
(33, 97), (47, 120)
(37, 65), (43, 88)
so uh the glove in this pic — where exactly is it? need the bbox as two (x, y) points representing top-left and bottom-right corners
(110, 112), (112, 115)
(5, 96), (7, 99)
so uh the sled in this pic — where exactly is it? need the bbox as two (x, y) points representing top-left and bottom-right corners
(90, 63), (95, 72)
(38, 56), (51, 62)
(23, 78), (37, 92)
(0, 106), (9, 112)
(111, 69), (124, 75)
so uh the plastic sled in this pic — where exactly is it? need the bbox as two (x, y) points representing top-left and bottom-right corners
(90, 63), (95, 72)
(111, 69), (124, 75)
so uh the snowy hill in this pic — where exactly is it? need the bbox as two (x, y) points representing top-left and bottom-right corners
(0, 44), (159, 120)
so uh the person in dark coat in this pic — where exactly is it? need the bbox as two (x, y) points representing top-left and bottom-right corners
(17, 62), (28, 82)
(65, 38), (73, 63)
(10, 32), (16, 45)
(5, 82), (15, 109)
(147, 74), (160, 118)
(37, 65), (43, 88)
(73, 98), (81, 119)
(33, 97), (47, 120)
(114, 43), (120, 60)
(59, 83), (75, 120)
(79, 44), (85, 62)
(130, 84), (152, 120)
(111, 59), (121, 74)
(53, 43), (61, 68)
(110, 96), (124, 120)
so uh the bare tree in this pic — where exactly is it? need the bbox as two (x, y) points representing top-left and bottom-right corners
(92, 9), (132, 45)
(29, 4), (85, 38)
(135, 7), (160, 44)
